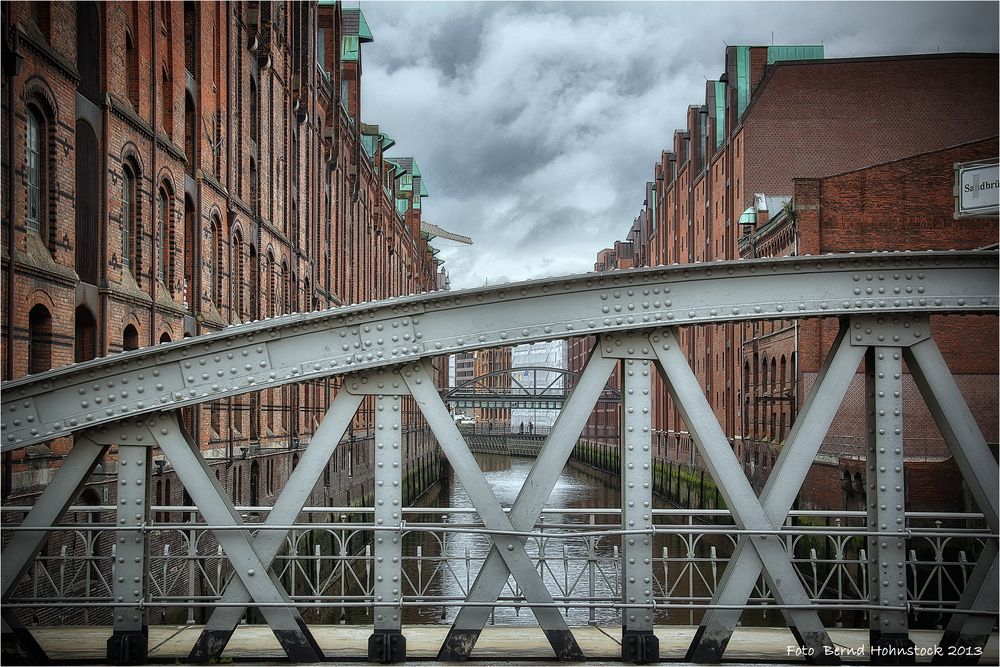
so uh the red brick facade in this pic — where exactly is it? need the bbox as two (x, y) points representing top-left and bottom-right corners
(1, 2), (446, 507)
(593, 47), (998, 509)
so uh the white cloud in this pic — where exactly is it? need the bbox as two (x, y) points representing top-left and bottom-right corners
(360, 1), (999, 289)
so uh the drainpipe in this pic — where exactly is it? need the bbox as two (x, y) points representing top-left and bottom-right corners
(149, 5), (159, 347)
(225, 0), (234, 463)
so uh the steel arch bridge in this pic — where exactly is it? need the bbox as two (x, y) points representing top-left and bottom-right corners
(443, 366), (621, 409)
(1, 251), (998, 665)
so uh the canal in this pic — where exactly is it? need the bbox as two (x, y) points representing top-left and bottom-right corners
(323, 452), (771, 627)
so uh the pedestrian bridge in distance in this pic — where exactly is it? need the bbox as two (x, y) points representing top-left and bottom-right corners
(443, 366), (621, 410)
(1, 251), (997, 665)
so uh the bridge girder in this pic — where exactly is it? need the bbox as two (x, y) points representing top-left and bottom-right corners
(2, 251), (996, 452)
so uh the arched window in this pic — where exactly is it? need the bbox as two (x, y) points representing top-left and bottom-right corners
(74, 306), (98, 363)
(122, 324), (139, 351)
(26, 107), (46, 242)
(125, 32), (139, 109)
(232, 230), (245, 320)
(779, 355), (787, 392)
(266, 251), (276, 318)
(159, 332), (171, 344)
(207, 218), (217, 304)
(210, 217), (223, 305)
(760, 355), (768, 392)
(281, 261), (289, 314)
(122, 164), (138, 274)
(183, 196), (196, 309)
(28, 305), (53, 374)
(770, 357), (777, 394)
(157, 189), (169, 285)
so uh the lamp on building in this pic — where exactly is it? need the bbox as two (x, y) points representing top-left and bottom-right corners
(154, 459), (166, 476)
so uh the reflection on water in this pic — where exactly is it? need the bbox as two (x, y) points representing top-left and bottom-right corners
(323, 453), (757, 627)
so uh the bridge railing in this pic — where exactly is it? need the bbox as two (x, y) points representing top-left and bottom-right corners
(2, 505), (987, 628)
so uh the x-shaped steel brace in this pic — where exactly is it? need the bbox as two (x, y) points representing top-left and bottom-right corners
(652, 326), (861, 665)
(2, 434), (110, 663)
(904, 338), (999, 663)
(187, 383), (366, 662)
(405, 352), (618, 661)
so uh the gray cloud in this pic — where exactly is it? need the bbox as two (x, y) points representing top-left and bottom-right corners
(360, 1), (999, 289)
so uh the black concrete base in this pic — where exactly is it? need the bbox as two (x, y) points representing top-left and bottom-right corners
(106, 628), (148, 666)
(685, 625), (725, 662)
(437, 628), (480, 661)
(542, 628), (585, 661)
(871, 633), (917, 666)
(622, 630), (659, 664)
(368, 630), (406, 663)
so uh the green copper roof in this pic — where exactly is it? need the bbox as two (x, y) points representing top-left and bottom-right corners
(360, 134), (378, 159)
(341, 35), (359, 62)
(356, 11), (374, 42)
(395, 198), (409, 215)
(735, 46), (751, 118)
(738, 206), (756, 226)
(380, 133), (395, 151)
(713, 80), (726, 149)
(767, 45), (824, 65)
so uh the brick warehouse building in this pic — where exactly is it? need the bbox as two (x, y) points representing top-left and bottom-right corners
(583, 47), (998, 510)
(0, 1), (451, 518)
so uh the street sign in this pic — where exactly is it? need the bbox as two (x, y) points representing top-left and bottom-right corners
(955, 160), (999, 218)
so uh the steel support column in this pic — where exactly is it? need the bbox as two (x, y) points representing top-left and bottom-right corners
(369, 393), (406, 663)
(866, 346), (915, 663)
(107, 443), (152, 665)
(621, 358), (658, 663)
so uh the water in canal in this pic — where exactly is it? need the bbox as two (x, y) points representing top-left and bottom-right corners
(322, 452), (773, 627)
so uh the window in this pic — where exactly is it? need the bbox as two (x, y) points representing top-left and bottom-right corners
(122, 325), (139, 351)
(125, 32), (139, 109)
(26, 107), (44, 238)
(232, 230), (245, 320)
(28, 305), (53, 374)
(211, 217), (223, 305)
(122, 166), (137, 271)
(74, 306), (98, 363)
(157, 189), (168, 284)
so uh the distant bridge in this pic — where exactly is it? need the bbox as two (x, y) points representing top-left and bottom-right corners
(443, 366), (621, 409)
(1, 251), (997, 664)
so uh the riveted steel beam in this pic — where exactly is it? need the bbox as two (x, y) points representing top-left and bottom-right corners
(865, 347), (915, 661)
(106, 443), (152, 665)
(369, 393), (406, 663)
(621, 357), (658, 663)
(437, 343), (617, 660)
(404, 360), (588, 660)
(685, 323), (863, 663)
(3, 252), (996, 452)
(653, 328), (839, 664)
(189, 385), (365, 662)
(151, 414), (323, 663)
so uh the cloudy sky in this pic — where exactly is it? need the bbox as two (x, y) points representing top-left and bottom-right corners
(359, 1), (998, 289)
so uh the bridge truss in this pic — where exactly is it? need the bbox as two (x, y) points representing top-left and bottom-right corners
(1, 251), (997, 664)
(443, 366), (621, 409)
